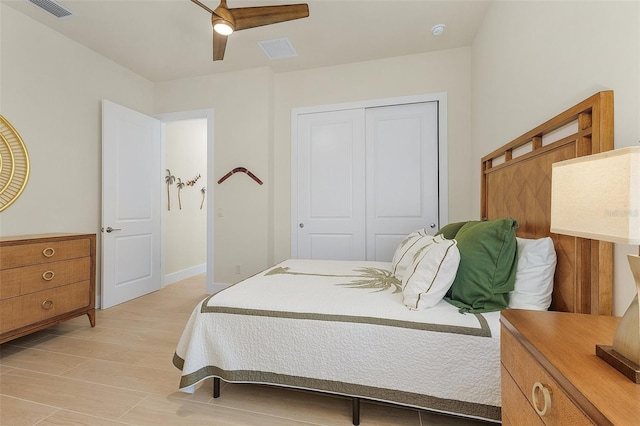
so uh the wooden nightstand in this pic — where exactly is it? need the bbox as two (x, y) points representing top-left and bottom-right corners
(501, 309), (640, 425)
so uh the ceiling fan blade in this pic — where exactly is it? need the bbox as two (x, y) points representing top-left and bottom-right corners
(213, 31), (228, 61)
(230, 4), (309, 31)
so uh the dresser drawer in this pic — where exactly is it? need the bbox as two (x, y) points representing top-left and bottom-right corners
(0, 280), (91, 333)
(501, 365), (545, 425)
(0, 234), (96, 344)
(0, 257), (90, 301)
(0, 238), (90, 269)
(501, 325), (594, 425)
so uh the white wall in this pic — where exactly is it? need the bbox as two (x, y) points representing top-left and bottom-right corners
(155, 49), (473, 284)
(471, 0), (640, 315)
(154, 67), (272, 285)
(0, 4), (3, 114)
(6, 1), (637, 315)
(272, 48), (474, 263)
(163, 119), (207, 284)
(0, 5), (155, 298)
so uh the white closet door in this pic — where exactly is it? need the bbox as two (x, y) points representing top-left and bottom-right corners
(365, 102), (439, 261)
(296, 109), (366, 260)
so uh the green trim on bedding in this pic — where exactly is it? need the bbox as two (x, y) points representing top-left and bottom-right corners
(173, 364), (501, 422)
(172, 352), (184, 370)
(200, 300), (491, 338)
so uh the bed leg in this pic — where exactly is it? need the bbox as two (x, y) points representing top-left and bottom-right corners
(213, 377), (220, 398)
(352, 397), (360, 425)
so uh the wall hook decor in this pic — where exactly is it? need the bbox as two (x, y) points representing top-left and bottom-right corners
(186, 174), (201, 187)
(217, 167), (263, 185)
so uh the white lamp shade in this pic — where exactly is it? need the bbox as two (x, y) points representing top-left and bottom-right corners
(551, 147), (640, 244)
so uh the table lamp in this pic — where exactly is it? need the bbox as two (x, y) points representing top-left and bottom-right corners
(551, 146), (640, 383)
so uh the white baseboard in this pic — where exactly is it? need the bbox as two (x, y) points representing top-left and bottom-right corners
(163, 264), (206, 286)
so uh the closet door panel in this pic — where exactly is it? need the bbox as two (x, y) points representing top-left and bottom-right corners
(296, 109), (366, 260)
(366, 102), (439, 261)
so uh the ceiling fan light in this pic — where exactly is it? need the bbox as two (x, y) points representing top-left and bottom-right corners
(213, 19), (234, 35)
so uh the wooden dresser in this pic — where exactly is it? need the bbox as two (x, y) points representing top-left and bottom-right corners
(0, 233), (96, 344)
(501, 309), (640, 425)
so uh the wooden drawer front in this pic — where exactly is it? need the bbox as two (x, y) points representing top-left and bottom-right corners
(502, 365), (545, 426)
(0, 258), (90, 300)
(0, 281), (90, 333)
(501, 326), (594, 425)
(0, 239), (90, 269)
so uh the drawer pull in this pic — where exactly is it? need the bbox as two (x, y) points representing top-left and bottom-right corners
(42, 247), (56, 258)
(532, 382), (552, 416)
(42, 270), (55, 281)
(41, 299), (54, 310)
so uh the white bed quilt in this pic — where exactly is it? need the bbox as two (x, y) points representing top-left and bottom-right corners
(173, 259), (501, 422)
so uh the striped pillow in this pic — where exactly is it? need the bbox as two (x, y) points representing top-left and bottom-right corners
(402, 235), (460, 310)
(391, 229), (431, 280)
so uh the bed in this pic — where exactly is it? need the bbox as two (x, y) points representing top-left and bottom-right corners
(173, 91), (614, 424)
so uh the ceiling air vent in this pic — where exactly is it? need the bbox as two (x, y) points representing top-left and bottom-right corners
(257, 38), (298, 60)
(28, 0), (74, 18)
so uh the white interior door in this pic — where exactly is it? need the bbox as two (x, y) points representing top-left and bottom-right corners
(365, 102), (439, 261)
(295, 109), (366, 260)
(102, 100), (161, 308)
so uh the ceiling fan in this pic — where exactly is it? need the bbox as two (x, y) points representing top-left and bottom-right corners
(191, 0), (310, 61)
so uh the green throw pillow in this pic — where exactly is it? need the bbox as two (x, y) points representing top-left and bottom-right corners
(435, 221), (469, 240)
(445, 218), (519, 313)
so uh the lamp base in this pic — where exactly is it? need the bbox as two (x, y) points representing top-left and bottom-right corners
(596, 345), (640, 383)
(597, 255), (640, 383)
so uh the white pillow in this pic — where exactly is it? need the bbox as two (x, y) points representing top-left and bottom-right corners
(391, 229), (431, 281)
(509, 237), (557, 310)
(402, 235), (460, 310)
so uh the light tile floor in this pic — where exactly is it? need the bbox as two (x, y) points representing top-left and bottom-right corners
(0, 275), (493, 425)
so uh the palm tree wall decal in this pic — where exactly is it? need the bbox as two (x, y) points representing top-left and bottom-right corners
(176, 178), (185, 210)
(200, 187), (206, 210)
(165, 169), (175, 211)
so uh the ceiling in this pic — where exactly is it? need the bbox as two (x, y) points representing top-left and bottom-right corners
(3, 0), (491, 83)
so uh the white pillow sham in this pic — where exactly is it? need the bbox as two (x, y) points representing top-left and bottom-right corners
(391, 229), (431, 281)
(402, 235), (460, 310)
(509, 237), (557, 310)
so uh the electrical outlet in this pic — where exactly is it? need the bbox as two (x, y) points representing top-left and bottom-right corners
(235, 264), (241, 274)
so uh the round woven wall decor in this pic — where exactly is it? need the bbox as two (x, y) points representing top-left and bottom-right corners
(0, 115), (30, 212)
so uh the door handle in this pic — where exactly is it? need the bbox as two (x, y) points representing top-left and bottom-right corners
(104, 227), (122, 233)
(299, 223), (304, 228)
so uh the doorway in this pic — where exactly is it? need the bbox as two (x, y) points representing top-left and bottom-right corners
(156, 109), (216, 294)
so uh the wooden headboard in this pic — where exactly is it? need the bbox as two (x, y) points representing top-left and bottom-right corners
(481, 91), (613, 315)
